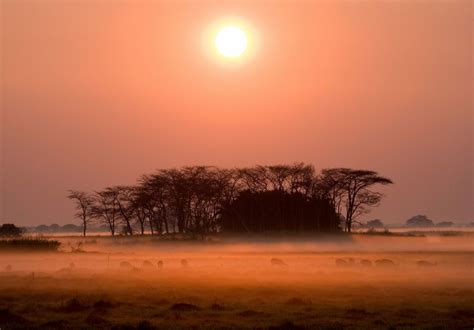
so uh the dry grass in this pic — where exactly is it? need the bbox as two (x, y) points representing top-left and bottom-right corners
(0, 235), (472, 329)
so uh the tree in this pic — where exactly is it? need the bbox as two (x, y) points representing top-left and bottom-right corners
(365, 219), (384, 228)
(316, 169), (346, 215)
(319, 169), (393, 232)
(129, 186), (149, 235)
(0, 224), (24, 237)
(92, 189), (120, 236)
(160, 166), (231, 237)
(138, 173), (171, 235)
(110, 186), (136, 235)
(220, 190), (339, 233)
(406, 215), (434, 227)
(67, 190), (95, 236)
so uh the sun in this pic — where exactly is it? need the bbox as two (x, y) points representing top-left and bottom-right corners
(215, 26), (248, 58)
(202, 18), (258, 65)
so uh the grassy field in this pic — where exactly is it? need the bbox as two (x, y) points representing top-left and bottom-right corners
(0, 233), (472, 329)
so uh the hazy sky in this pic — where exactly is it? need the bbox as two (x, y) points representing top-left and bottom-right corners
(1, 0), (472, 226)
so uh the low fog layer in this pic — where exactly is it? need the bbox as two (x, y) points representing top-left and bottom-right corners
(1, 234), (473, 275)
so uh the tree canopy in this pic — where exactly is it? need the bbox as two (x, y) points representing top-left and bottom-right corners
(68, 164), (393, 236)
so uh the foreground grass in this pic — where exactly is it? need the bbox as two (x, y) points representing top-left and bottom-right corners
(0, 272), (472, 330)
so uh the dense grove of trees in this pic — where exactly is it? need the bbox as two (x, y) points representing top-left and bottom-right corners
(221, 190), (340, 232)
(68, 164), (392, 236)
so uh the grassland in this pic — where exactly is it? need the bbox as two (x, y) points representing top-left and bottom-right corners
(0, 233), (472, 329)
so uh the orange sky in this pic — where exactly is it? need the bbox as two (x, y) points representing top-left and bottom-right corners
(1, 0), (472, 226)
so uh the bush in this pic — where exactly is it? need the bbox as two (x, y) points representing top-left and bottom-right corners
(0, 224), (24, 238)
(359, 228), (424, 237)
(365, 228), (393, 235)
(365, 219), (384, 228)
(0, 238), (61, 252)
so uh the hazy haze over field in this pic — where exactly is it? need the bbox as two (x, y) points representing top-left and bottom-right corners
(0, 234), (473, 328)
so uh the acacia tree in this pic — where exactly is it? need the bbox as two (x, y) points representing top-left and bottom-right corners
(238, 166), (269, 192)
(320, 169), (393, 232)
(185, 166), (231, 237)
(111, 186), (136, 235)
(140, 173), (172, 234)
(67, 190), (95, 237)
(159, 168), (190, 234)
(93, 189), (120, 236)
(135, 181), (156, 235)
(317, 169), (348, 220)
(129, 187), (148, 235)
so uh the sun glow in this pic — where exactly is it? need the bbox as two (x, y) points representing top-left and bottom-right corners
(215, 26), (248, 58)
(203, 18), (258, 66)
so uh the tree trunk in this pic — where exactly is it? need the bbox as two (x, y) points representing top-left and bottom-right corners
(163, 208), (169, 234)
(148, 218), (154, 235)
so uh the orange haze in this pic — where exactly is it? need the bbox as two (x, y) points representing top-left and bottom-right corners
(1, 0), (472, 226)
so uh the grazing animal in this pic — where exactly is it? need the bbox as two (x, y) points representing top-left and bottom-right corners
(157, 260), (164, 268)
(119, 261), (134, 271)
(360, 259), (372, 267)
(270, 258), (287, 267)
(180, 259), (188, 267)
(375, 259), (396, 267)
(345, 258), (356, 265)
(417, 260), (437, 267)
(4, 265), (12, 272)
(142, 260), (155, 269)
(130, 267), (141, 273)
(335, 259), (348, 267)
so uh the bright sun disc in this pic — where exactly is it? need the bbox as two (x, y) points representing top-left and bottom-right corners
(215, 26), (248, 58)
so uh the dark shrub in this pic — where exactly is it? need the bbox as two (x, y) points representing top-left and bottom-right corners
(0, 224), (23, 238)
(0, 238), (60, 252)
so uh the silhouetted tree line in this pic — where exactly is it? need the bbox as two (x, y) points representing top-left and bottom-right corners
(68, 164), (392, 236)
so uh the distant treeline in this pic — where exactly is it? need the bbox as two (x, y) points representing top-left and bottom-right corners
(68, 164), (393, 237)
